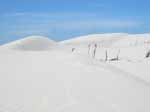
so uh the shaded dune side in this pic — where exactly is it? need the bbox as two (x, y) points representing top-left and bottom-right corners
(1, 36), (57, 51)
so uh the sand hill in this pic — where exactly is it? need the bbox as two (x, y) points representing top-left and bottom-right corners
(1, 36), (56, 51)
(0, 34), (150, 112)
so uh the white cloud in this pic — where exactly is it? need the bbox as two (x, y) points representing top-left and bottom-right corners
(1, 12), (142, 37)
(51, 19), (141, 30)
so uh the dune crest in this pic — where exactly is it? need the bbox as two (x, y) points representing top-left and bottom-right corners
(1, 35), (56, 51)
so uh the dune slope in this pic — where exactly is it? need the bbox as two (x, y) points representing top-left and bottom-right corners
(0, 34), (150, 112)
(1, 36), (56, 51)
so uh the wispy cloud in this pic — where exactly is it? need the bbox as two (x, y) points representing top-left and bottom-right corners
(54, 19), (141, 30)
(1, 12), (141, 28)
(0, 12), (142, 41)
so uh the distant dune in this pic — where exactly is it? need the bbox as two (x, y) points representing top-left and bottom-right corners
(1, 35), (57, 51)
(2, 33), (150, 51)
(61, 33), (150, 47)
(61, 33), (128, 47)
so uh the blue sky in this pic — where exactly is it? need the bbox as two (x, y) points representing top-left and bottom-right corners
(0, 0), (150, 44)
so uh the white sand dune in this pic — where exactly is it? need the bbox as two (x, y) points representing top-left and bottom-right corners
(61, 33), (128, 47)
(61, 33), (150, 48)
(1, 36), (57, 51)
(112, 34), (150, 47)
(0, 50), (150, 112)
(0, 34), (150, 112)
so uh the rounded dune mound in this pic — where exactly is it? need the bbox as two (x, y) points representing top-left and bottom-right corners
(60, 33), (128, 47)
(2, 35), (57, 51)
